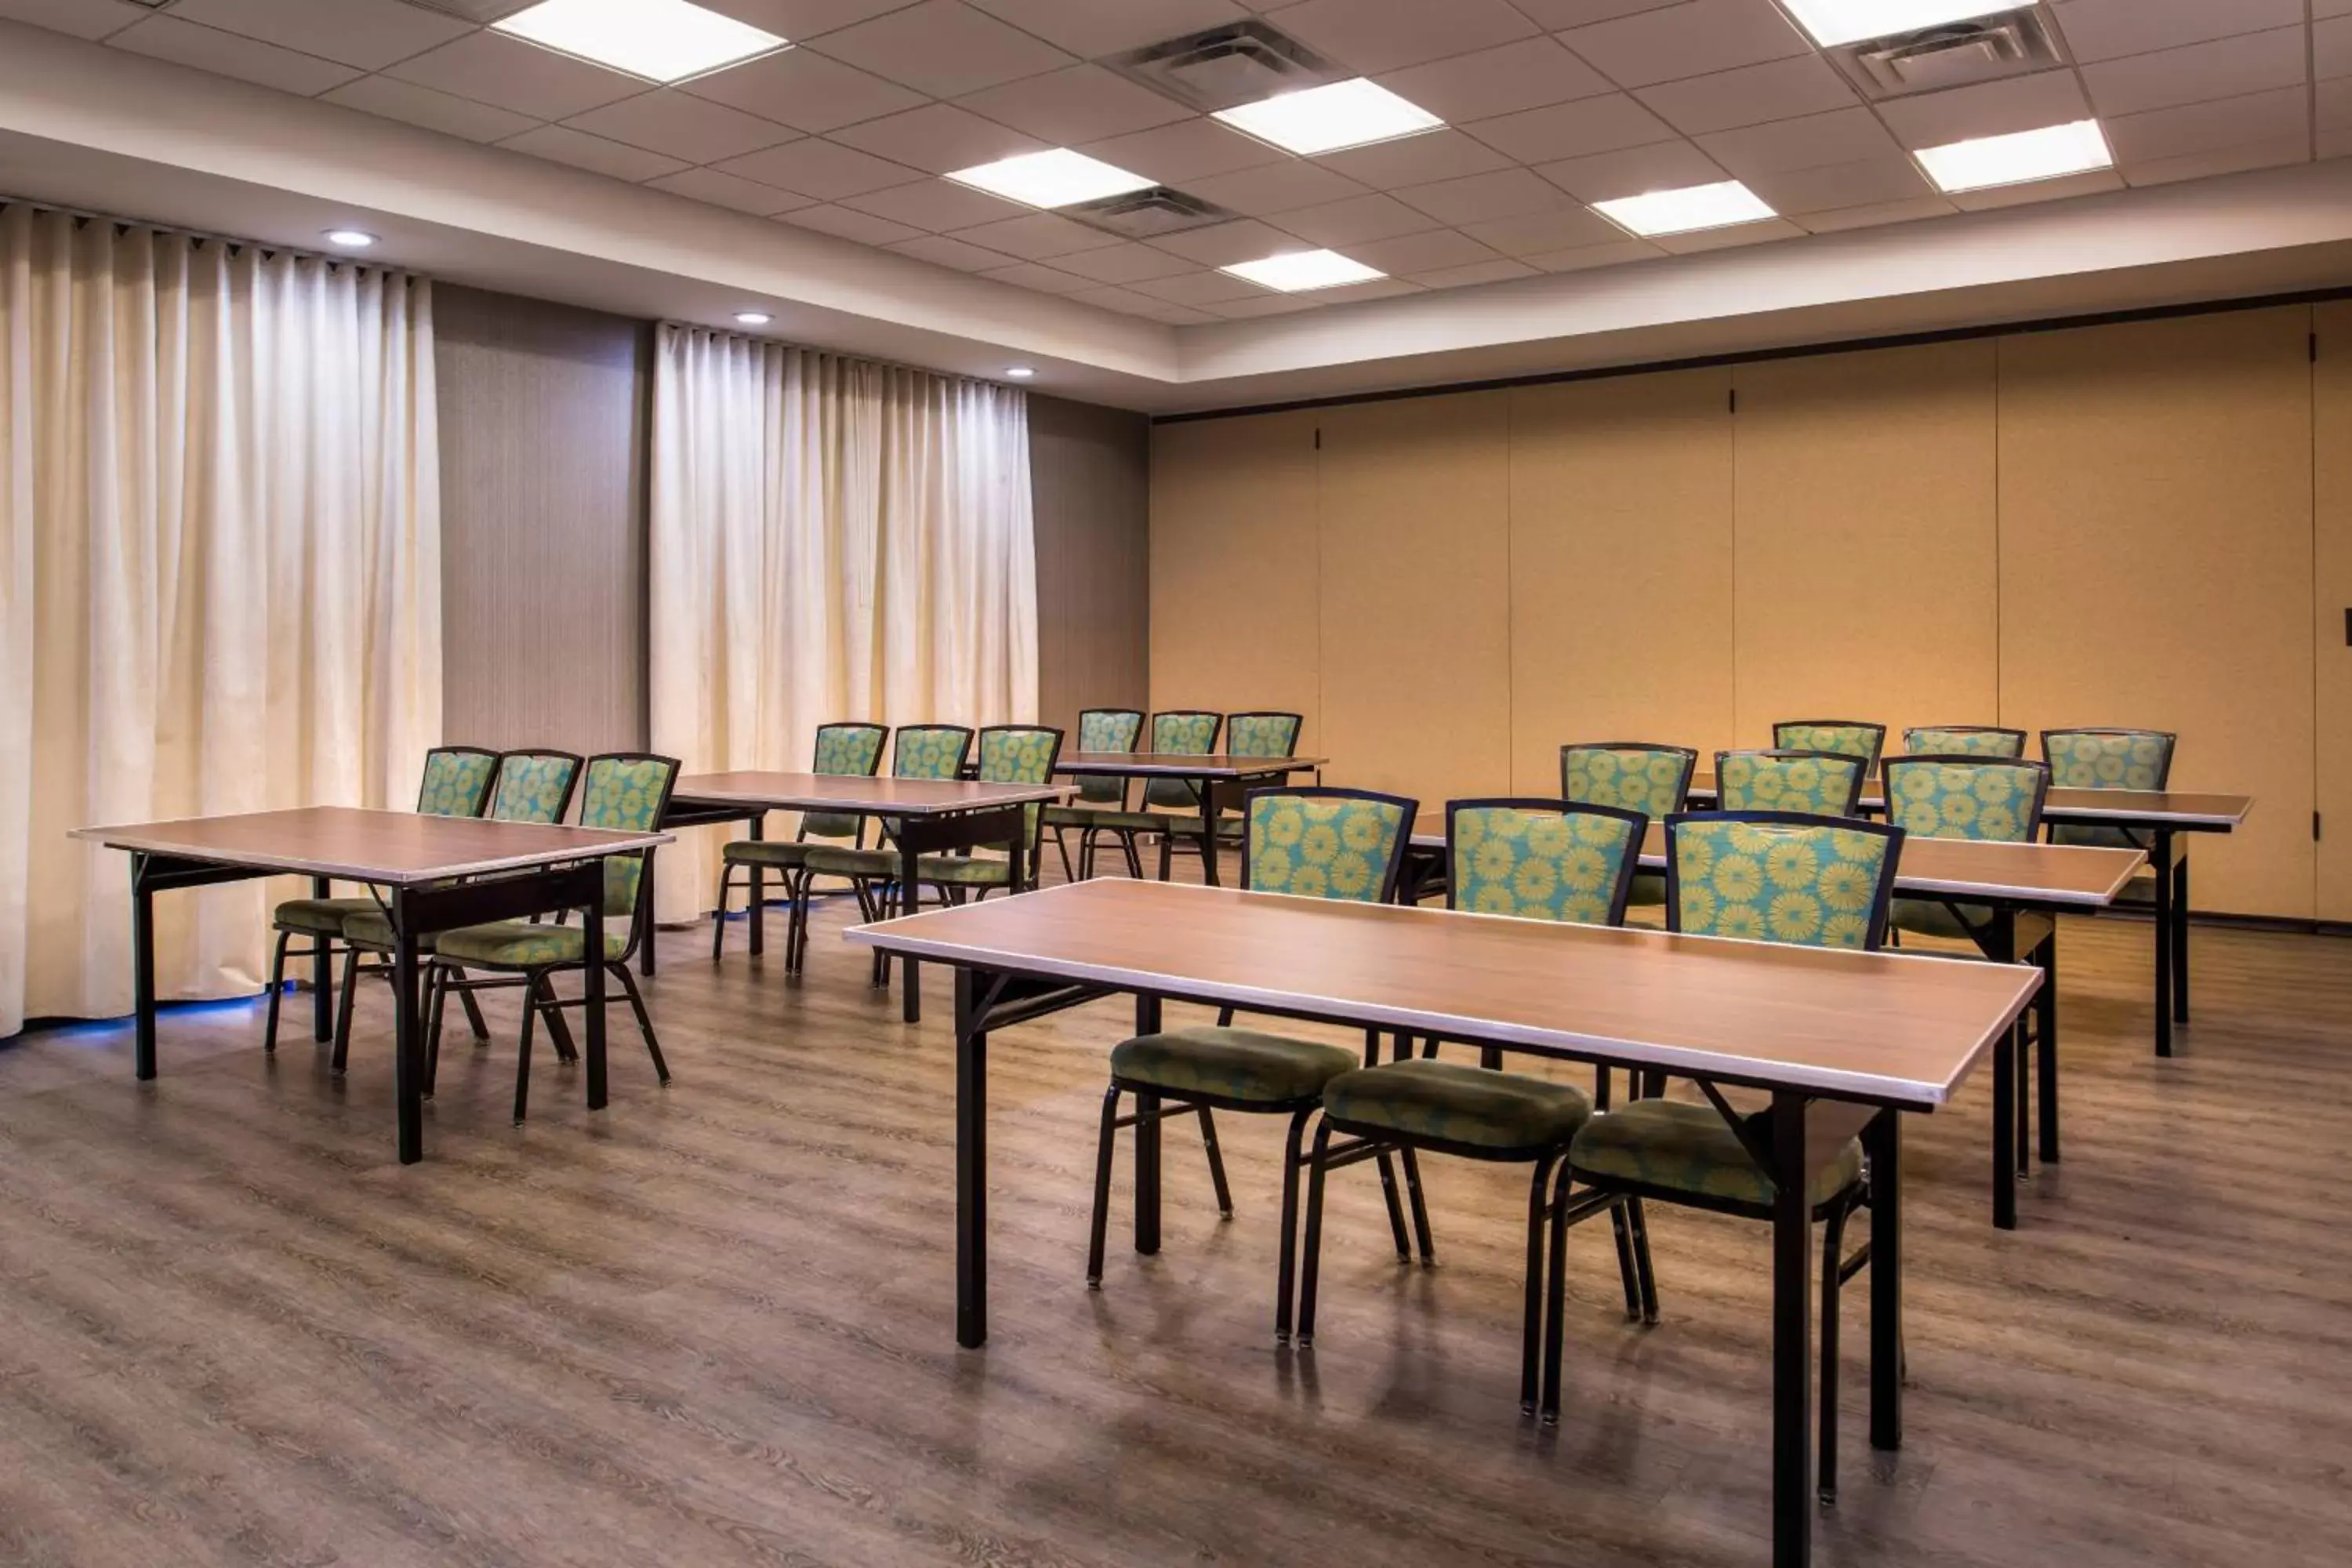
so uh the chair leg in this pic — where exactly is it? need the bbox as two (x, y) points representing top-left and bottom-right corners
(1608, 1204), (1642, 1320)
(1523, 1152), (1559, 1417)
(541, 981), (579, 1064)
(454, 971), (489, 1041)
(1276, 1108), (1312, 1344)
(1052, 826), (1075, 884)
(1297, 1120), (1336, 1348)
(1196, 1105), (1235, 1218)
(1374, 1149), (1411, 1263)
(513, 972), (540, 1126)
(1628, 1198), (1659, 1323)
(1156, 832), (1172, 882)
(331, 946), (359, 1074)
(263, 931), (289, 1052)
(710, 863), (733, 961)
(1121, 831), (1142, 880)
(1820, 1200), (1852, 1506)
(424, 966), (448, 1098)
(1087, 1086), (1120, 1287)
(1399, 1146), (1436, 1265)
(612, 963), (668, 1083)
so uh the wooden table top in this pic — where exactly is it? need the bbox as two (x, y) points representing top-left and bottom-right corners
(1054, 753), (1326, 778)
(847, 880), (2038, 1109)
(71, 807), (671, 885)
(1686, 772), (2252, 828)
(670, 772), (1074, 814)
(1408, 817), (2146, 907)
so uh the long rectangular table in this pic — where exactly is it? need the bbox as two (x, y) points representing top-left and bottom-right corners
(846, 878), (2039, 1568)
(665, 772), (1073, 1022)
(1685, 776), (2252, 1057)
(1408, 815), (2146, 1229)
(70, 807), (670, 1164)
(1049, 753), (1325, 886)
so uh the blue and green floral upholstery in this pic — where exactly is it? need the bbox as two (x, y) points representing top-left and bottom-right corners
(1058, 710), (1143, 808)
(1572, 1098), (1863, 1207)
(579, 755), (675, 919)
(432, 921), (628, 967)
(1226, 712), (1301, 759)
(1904, 726), (2025, 759)
(416, 747), (499, 818)
(274, 895), (383, 936)
(1142, 711), (1222, 809)
(1110, 1027), (1360, 1104)
(1714, 750), (1867, 818)
(1771, 721), (1886, 772)
(1562, 745), (1693, 818)
(1245, 789), (1411, 903)
(1448, 801), (1643, 925)
(894, 725), (973, 782)
(489, 751), (580, 824)
(1665, 814), (1900, 949)
(1886, 757), (2049, 942)
(805, 722), (889, 839)
(909, 725), (1062, 887)
(2042, 728), (2176, 855)
(1323, 1060), (1595, 1152)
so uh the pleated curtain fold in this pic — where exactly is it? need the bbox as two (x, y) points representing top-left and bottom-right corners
(648, 325), (1038, 923)
(0, 205), (441, 1036)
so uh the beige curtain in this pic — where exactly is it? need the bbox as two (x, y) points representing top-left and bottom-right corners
(648, 326), (1036, 922)
(0, 205), (441, 1036)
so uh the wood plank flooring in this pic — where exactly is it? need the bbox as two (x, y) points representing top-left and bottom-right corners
(2, 869), (2349, 1568)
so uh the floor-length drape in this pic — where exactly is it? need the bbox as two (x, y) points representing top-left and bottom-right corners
(648, 326), (1037, 922)
(0, 205), (441, 1036)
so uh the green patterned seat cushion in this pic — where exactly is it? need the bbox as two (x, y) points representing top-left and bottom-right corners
(801, 845), (899, 879)
(1670, 818), (1889, 949)
(1048, 807), (1192, 834)
(1716, 751), (1865, 816)
(274, 895), (378, 935)
(1905, 728), (2023, 759)
(978, 728), (1060, 849)
(1249, 794), (1405, 902)
(806, 724), (889, 838)
(1771, 724), (1883, 766)
(894, 727), (971, 781)
(1323, 1060), (1594, 1151)
(430, 920), (627, 968)
(418, 750), (497, 817)
(2045, 731), (2171, 790)
(1074, 711), (1142, 803)
(1143, 713), (1220, 809)
(1562, 746), (1690, 817)
(1889, 896), (1992, 942)
(724, 838), (819, 867)
(489, 754), (576, 824)
(1109, 1026), (1359, 1104)
(915, 852), (1012, 886)
(579, 757), (673, 917)
(1626, 870), (1667, 907)
(1451, 804), (1637, 924)
(341, 909), (442, 953)
(1226, 713), (1301, 757)
(1572, 1099), (1863, 1207)
(1886, 760), (2041, 842)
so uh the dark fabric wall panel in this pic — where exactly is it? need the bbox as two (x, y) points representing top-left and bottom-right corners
(1029, 393), (1150, 739)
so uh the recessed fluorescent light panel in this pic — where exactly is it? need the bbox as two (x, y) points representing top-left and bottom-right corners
(946, 149), (1154, 209)
(1778, 1), (2021, 49)
(1915, 118), (2111, 192)
(1212, 78), (1441, 156)
(1593, 180), (1777, 238)
(1220, 249), (1385, 292)
(494, 0), (786, 85)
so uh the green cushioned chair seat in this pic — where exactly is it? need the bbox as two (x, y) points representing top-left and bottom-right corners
(339, 910), (443, 953)
(1323, 1059), (1595, 1151)
(1109, 1026), (1359, 1104)
(723, 837), (825, 867)
(1061, 808), (1192, 833)
(801, 845), (901, 878)
(1043, 804), (1113, 826)
(915, 852), (1012, 887)
(1571, 1099), (1862, 1208)
(1889, 896), (1994, 943)
(428, 920), (627, 968)
(274, 896), (377, 935)
(1624, 870), (1667, 908)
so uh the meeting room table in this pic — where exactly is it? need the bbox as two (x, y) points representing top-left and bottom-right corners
(663, 771), (1074, 1022)
(71, 806), (672, 1164)
(1406, 816), (2145, 1229)
(847, 877), (2041, 1568)
(1049, 752), (1326, 886)
(1685, 775), (2252, 1058)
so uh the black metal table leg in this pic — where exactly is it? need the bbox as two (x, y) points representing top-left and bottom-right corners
(2172, 845), (2190, 1024)
(310, 873), (333, 1041)
(391, 887), (423, 1166)
(748, 815), (765, 957)
(900, 838), (923, 1023)
(2037, 934), (2060, 1163)
(1195, 778), (1220, 887)
(956, 966), (989, 1348)
(1767, 1091), (1814, 1568)
(2152, 829), (2174, 1057)
(638, 853), (658, 978)
(1133, 993), (1163, 1254)
(584, 897), (608, 1111)
(131, 857), (158, 1080)
(1991, 1014), (2017, 1230)
(1864, 1109), (1902, 1452)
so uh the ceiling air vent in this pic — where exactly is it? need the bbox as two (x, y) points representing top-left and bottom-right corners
(1833, 9), (2067, 100)
(1107, 21), (1343, 114)
(1065, 187), (1232, 240)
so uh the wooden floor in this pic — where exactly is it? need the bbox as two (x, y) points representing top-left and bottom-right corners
(3, 868), (2350, 1568)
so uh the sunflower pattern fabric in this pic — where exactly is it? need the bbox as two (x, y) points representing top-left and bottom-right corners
(894, 726), (971, 781)
(581, 756), (673, 916)
(1904, 727), (2024, 759)
(1571, 1098), (1863, 1207)
(417, 750), (496, 817)
(1226, 713), (1301, 758)
(1072, 710), (1142, 804)
(2044, 730), (2172, 791)
(980, 727), (1060, 848)
(1771, 723), (1884, 766)
(1451, 806), (1639, 925)
(1247, 793), (1404, 903)
(804, 723), (887, 840)
(1668, 818), (1889, 949)
(1324, 1059), (1595, 1150)
(1562, 746), (1690, 818)
(1886, 760), (2041, 843)
(1145, 713), (1220, 809)
(430, 921), (630, 968)
(1715, 751), (1865, 816)
(489, 754), (578, 824)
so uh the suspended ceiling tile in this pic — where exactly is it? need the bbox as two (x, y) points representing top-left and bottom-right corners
(1314, 128), (1514, 189)
(1073, 284), (1214, 322)
(565, 90), (797, 164)
(1374, 37), (1614, 124)
(963, 0), (1249, 58)
(778, 201), (927, 244)
(1262, 0), (1540, 75)
(807, 0), (1076, 98)
(713, 137), (927, 199)
(1183, 158), (1371, 216)
(680, 45), (927, 133)
(2120, 137), (2310, 189)
(1872, 70), (2094, 150)
(2105, 87), (2310, 166)
(886, 231), (1015, 270)
(1409, 256), (1539, 289)
(647, 165), (815, 215)
(838, 174), (1031, 228)
(107, 15), (361, 96)
(2320, 78), (2352, 130)
(1273, 191), (1445, 246)
(0, 0), (151, 43)
(1649, 215), (1805, 252)
(827, 101), (1044, 172)
(1200, 292), (1321, 318)
(169, 0), (472, 71)
(1797, 195), (1957, 232)
(1080, 118), (1289, 183)
(1945, 166), (2125, 209)
(1456, 203), (1628, 255)
(1394, 167), (1590, 226)
(1040, 240), (1203, 281)
(1556, 0), (1812, 89)
(1510, 0), (1682, 26)
(1462, 93), (1679, 164)
(2319, 17), (2352, 82)
(1635, 53), (1860, 137)
(975, 260), (1098, 295)
(1299, 275), (1423, 306)
(500, 124), (691, 183)
(1344, 227), (1503, 274)
(1146, 216), (1312, 265)
(1740, 154), (1935, 215)
(1521, 236), (1663, 271)
(1535, 138), (1728, 202)
(2049, 0), (2307, 66)
(2082, 28), (2310, 119)
(1127, 268), (1267, 305)
(721, 1), (935, 39)
(956, 64), (1194, 144)
(385, 31), (644, 122)
(323, 74), (542, 143)
(1697, 107), (1902, 178)
(949, 211), (1130, 259)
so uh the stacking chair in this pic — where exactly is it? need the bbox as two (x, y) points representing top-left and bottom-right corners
(1041, 708), (1143, 880)
(1903, 725), (2026, 758)
(1160, 711), (1308, 881)
(1885, 755), (2052, 946)
(1714, 749), (1868, 817)
(1293, 799), (1651, 1414)
(1772, 720), (1887, 775)
(1087, 786), (1417, 1341)
(2040, 728), (2176, 851)
(1562, 742), (1695, 913)
(707, 723), (887, 966)
(263, 745), (497, 1054)
(1057, 710), (1220, 880)
(794, 725), (975, 978)
(904, 725), (1063, 900)
(1548, 811), (1903, 1498)
(412, 753), (679, 1124)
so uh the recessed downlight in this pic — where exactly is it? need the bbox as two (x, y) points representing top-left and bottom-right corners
(1915, 119), (2113, 194)
(324, 229), (378, 249)
(1004, 366), (1036, 379)
(1220, 249), (1385, 293)
(733, 310), (771, 325)
(494, 0), (786, 85)
(1212, 78), (1441, 157)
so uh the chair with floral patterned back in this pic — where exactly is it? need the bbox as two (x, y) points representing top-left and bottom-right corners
(1054, 710), (1221, 880)
(793, 725), (985, 975)
(707, 722), (888, 965)
(1904, 725), (2026, 759)
(1161, 710), (1308, 880)
(1041, 708), (1144, 880)
(1085, 786), (1418, 1343)
(1771, 720), (1887, 776)
(1885, 755), (2050, 945)
(2040, 728), (2176, 865)
(1714, 749), (1868, 817)
(1562, 742), (1695, 914)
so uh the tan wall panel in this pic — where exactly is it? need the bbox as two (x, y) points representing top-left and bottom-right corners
(1030, 394), (1150, 740)
(2316, 304), (2352, 920)
(1508, 369), (1734, 793)
(1734, 342), (1998, 750)
(1317, 393), (1513, 811)
(1149, 411), (1322, 753)
(1997, 308), (2314, 916)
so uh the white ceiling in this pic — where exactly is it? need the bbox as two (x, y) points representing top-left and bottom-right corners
(2, 0), (2350, 410)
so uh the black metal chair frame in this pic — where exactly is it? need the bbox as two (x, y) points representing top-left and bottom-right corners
(1085, 785), (1418, 1342)
(1901, 724), (2027, 758)
(2035, 727), (2178, 848)
(1156, 711), (1307, 881)
(1713, 748), (1872, 818)
(1882, 754), (2053, 942)
(785, 725), (975, 982)
(1075, 709), (1221, 881)
(1771, 719), (1888, 775)
(1046, 707), (1145, 881)
(707, 722), (890, 966)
